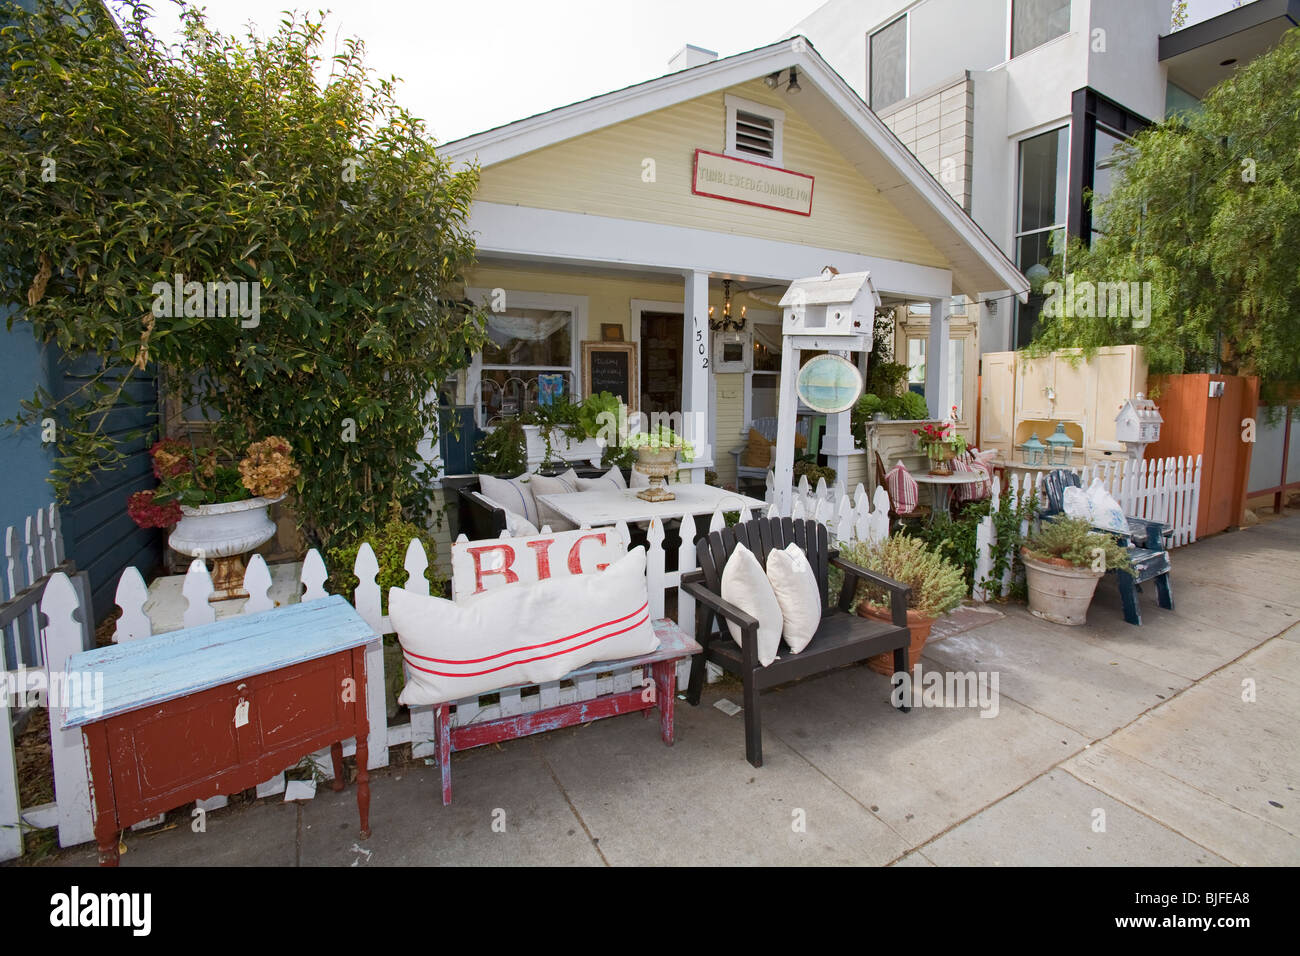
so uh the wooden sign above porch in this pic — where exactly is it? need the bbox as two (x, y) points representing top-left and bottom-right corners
(692, 149), (814, 216)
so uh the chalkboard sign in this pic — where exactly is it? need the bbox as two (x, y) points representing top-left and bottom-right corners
(582, 341), (638, 407)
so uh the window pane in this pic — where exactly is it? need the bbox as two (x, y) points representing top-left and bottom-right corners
(1018, 127), (1069, 232)
(481, 308), (571, 367)
(1012, 0), (1070, 58)
(948, 338), (965, 420)
(752, 323), (782, 372)
(479, 370), (574, 423)
(1090, 126), (1126, 239)
(870, 16), (907, 111)
(751, 375), (778, 419)
(907, 338), (926, 384)
(1015, 229), (1062, 348)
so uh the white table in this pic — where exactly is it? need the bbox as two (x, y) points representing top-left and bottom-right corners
(912, 471), (990, 518)
(537, 484), (768, 527)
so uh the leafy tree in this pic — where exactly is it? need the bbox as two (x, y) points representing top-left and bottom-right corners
(0, 1), (486, 548)
(1028, 28), (1300, 399)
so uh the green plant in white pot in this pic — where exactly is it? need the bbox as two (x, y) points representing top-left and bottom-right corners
(1021, 516), (1132, 625)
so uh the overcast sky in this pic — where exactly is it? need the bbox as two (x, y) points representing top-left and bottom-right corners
(134, 0), (1248, 144)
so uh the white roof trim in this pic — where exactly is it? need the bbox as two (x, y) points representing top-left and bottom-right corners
(445, 37), (1028, 301)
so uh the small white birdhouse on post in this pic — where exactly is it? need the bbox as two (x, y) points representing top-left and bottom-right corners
(772, 269), (878, 512)
(1114, 393), (1163, 460)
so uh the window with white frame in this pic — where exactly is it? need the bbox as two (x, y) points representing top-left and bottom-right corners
(869, 14), (907, 111)
(725, 95), (784, 165)
(470, 291), (581, 425)
(749, 321), (782, 420)
(1011, 0), (1070, 58)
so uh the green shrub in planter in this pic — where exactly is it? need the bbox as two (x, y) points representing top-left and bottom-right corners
(839, 533), (967, 618)
(1023, 516), (1133, 573)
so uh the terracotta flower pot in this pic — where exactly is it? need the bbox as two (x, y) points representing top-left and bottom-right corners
(1020, 548), (1105, 626)
(859, 602), (935, 674)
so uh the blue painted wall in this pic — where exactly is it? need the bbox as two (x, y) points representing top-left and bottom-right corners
(0, 314), (57, 535)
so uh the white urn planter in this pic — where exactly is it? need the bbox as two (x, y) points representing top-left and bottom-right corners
(1021, 550), (1105, 626)
(522, 425), (603, 469)
(169, 495), (283, 601)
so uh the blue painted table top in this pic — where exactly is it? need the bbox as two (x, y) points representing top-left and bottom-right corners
(63, 595), (377, 728)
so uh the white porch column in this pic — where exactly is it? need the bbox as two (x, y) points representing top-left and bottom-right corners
(773, 335), (800, 515)
(682, 270), (712, 480)
(925, 296), (951, 420)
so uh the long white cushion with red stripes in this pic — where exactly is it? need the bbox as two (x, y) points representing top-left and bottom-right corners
(883, 461), (920, 515)
(392, 546), (660, 706)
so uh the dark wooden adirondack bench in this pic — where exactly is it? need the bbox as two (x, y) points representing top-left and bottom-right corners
(680, 517), (913, 767)
(1042, 469), (1173, 626)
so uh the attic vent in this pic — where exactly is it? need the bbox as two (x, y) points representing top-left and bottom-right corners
(733, 110), (776, 158)
(725, 95), (785, 166)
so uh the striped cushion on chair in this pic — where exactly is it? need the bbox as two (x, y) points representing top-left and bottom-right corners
(951, 455), (984, 503)
(954, 449), (992, 503)
(884, 461), (920, 515)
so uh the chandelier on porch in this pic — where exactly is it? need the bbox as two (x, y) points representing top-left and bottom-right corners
(708, 279), (747, 333)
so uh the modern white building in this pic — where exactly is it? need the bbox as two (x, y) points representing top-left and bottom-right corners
(786, 0), (1300, 360)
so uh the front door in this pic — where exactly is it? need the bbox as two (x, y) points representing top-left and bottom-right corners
(640, 311), (683, 415)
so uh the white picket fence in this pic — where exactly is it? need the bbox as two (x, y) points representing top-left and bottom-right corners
(4, 499), (773, 859)
(972, 455), (1203, 601)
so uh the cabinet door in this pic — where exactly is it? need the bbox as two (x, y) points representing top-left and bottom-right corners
(1050, 353), (1089, 424)
(980, 351), (1016, 457)
(1016, 354), (1054, 419)
(1088, 347), (1136, 451)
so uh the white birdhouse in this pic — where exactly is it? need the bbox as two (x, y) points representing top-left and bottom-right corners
(779, 268), (879, 339)
(1115, 393), (1163, 459)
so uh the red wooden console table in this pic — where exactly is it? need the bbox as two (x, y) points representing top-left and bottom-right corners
(62, 595), (376, 866)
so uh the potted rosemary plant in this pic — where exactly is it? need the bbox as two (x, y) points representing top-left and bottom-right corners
(839, 533), (967, 673)
(1020, 515), (1132, 625)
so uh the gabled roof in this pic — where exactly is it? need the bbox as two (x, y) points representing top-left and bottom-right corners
(444, 36), (1028, 300)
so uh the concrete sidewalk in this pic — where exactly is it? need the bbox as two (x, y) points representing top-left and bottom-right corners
(40, 515), (1300, 866)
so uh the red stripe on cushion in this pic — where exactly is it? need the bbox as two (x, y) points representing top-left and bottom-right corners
(403, 612), (651, 678)
(403, 602), (650, 665)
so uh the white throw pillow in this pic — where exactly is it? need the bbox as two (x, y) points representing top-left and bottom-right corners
(719, 543), (783, 667)
(469, 490), (538, 536)
(478, 473), (540, 528)
(392, 547), (659, 706)
(526, 469), (580, 531)
(766, 543), (822, 654)
(504, 509), (539, 537)
(575, 466), (627, 493)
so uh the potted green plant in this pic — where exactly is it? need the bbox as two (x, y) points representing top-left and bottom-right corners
(1020, 515), (1133, 625)
(625, 424), (695, 502)
(840, 533), (967, 673)
(913, 413), (968, 474)
(521, 396), (603, 468)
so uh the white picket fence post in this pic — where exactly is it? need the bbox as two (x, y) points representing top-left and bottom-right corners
(38, 573), (95, 850)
